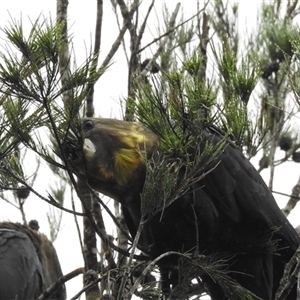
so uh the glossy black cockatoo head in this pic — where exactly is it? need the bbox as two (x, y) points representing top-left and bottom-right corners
(71, 118), (159, 200)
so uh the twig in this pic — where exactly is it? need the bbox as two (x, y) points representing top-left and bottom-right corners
(273, 143), (300, 166)
(275, 245), (300, 300)
(85, 0), (103, 117)
(77, 183), (148, 261)
(0, 177), (85, 216)
(18, 197), (27, 225)
(78, 180), (100, 296)
(286, 0), (299, 19)
(138, 3), (181, 78)
(117, 217), (145, 300)
(71, 184), (86, 265)
(70, 278), (102, 300)
(295, 224), (300, 236)
(56, 0), (72, 105)
(135, 5), (207, 55)
(117, 0), (139, 40)
(100, 0), (140, 69)
(135, 0), (155, 56)
(0, 195), (19, 209)
(281, 175), (300, 217)
(38, 267), (85, 300)
(197, 11), (210, 82)
(86, 183), (132, 242)
(91, 195), (117, 269)
(272, 190), (300, 201)
(110, 0), (130, 65)
(126, 0), (155, 107)
(126, 251), (192, 298)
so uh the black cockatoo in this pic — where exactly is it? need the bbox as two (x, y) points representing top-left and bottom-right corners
(0, 222), (66, 300)
(69, 117), (300, 300)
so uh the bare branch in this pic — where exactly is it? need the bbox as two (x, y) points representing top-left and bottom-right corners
(85, 0), (103, 117)
(117, 218), (145, 300)
(272, 190), (300, 201)
(282, 175), (300, 217)
(0, 177), (85, 216)
(100, 0), (140, 69)
(38, 267), (85, 300)
(275, 245), (300, 300)
(91, 196), (117, 269)
(138, 3), (181, 78)
(136, 5), (206, 55)
(71, 185), (85, 264)
(70, 278), (102, 300)
(110, 0), (130, 65)
(77, 180), (100, 298)
(197, 12), (210, 82)
(286, 0), (299, 19)
(126, 251), (192, 298)
(135, 0), (155, 55)
(56, 0), (72, 105)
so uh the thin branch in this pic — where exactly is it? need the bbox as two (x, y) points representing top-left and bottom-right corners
(197, 11), (210, 82)
(281, 175), (300, 217)
(78, 181), (100, 297)
(135, 0), (155, 55)
(138, 3), (181, 78)
(100, 0), (140, 69)
(56, 0), (72, 105)
(275, 245), (300, 300)
(38, 267), (85, 300)
(91, 196), (117, 269)
(117, 0), (139, 40)
(0, 178), (85, 216)
(117, 217), (145, 300)
(135, 4), (207, 55)
(70, 278), (102, 300)
(127, 0), (155, 91)
(274, 143), (300, 166)
(111, 0), (130, 65)
(77, 181), (148, 261)
(71, 184), (86, 266)
(0, 194), (19, 209)
(126, 251), (192, 298)
(17, 197), (27, 225)
(272, 190), (300, 201)
(85, 0), (103, 117)
(286, 0), (299, 19)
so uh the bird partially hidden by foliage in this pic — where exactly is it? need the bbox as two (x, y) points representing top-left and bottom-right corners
(67, 118), (300, 300)
(0, 222), (66, 300)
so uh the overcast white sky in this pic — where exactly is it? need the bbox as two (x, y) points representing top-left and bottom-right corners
(1, 1), (300, 299)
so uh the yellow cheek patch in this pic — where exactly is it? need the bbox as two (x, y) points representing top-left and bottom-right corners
(113, 148), (143, 184)
(97, 164), (114, 181)
(119, 133), (147, 149)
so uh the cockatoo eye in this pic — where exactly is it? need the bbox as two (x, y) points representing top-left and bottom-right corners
(83, 119), (94, 131)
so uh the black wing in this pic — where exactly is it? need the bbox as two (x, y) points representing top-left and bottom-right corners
(189, 126), (300, 299)
(200, 125), (299, 248)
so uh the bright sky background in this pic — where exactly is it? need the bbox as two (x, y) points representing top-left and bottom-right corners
(0, 1), (300, 299)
